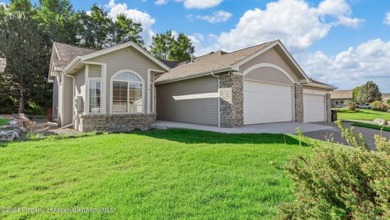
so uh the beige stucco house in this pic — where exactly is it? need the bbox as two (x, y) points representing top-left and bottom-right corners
(48, 40), (335, 132)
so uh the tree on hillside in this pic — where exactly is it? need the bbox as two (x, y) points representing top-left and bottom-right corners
(76, 5), (144, 49)
(0, 0), (48, 113)
(150, 31), (194, 62)
(357, 81), (382, 104)
(352, 86), (360, 102)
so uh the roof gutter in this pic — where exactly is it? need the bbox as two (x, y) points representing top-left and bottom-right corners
(63, 56), (82, 74)
(305, 82), (336, 90)
(155, 67), (235, 85)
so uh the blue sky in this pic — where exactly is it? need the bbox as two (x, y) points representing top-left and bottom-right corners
(2, 0), (390, 92)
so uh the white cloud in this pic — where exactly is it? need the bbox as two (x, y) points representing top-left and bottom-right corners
(155, 0), (167, 5)
(106, 0), (156, 45)
(175, 0), (223, 9)
(0, 2), (6, 7)
(384, 12), (390, 25)
(196, 10), (232, 24)
(296, 39), (390, 92)
(200, 0), (362, 53)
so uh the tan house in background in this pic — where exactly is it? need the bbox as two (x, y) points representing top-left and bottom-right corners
(330, 90), (353, 107)
(48, 40), (335, 132)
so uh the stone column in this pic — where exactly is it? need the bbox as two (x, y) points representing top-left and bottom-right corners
(294, 83), (304, 122)
(219, 73), (243, 127)
(326, 93), (332, 122)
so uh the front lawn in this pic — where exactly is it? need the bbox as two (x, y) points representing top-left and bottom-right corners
(0, 118), (9, 126)
(335, 109), (390, 121)
(0, 130), (311, 219)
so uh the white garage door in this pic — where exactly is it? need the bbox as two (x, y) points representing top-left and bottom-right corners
(243, 81), (293, 125)
(304, 94), (325, 122)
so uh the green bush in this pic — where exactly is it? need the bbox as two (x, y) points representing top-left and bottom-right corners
(347, 101), (356, 111)
(279, 121), (390, 219)
(370, 100), (388, 111)
(24, 101), (45, 115)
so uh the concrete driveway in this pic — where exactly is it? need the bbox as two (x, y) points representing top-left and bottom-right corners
(303, 122), (390, 150)
(153, 120), (389, 150)
(153, 120), (335, 134)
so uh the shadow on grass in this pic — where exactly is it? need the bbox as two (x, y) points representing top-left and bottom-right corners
(1, 129), (308, 147)
(135, 129), (306, 145)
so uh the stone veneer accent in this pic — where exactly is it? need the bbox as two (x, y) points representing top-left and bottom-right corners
(294, 83), (304, 122)
(79, 114), (156, 132)
(219, 73), (243, 127)
(326, 93), (332, 122)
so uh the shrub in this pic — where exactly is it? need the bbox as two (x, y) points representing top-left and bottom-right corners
(370, 101), (388, 111)
(279, 121), (390, 219)
(347, 101), (356, 111)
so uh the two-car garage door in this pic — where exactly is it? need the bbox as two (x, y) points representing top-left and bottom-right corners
(243, 81), (327, 124)
(243, 81), (293, 124)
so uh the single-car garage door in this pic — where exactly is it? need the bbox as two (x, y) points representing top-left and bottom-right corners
(303, 94), (325, 122)
(243, 81), (293, 124)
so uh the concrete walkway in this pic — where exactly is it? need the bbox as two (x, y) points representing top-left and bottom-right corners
(152, 120), (336, 134)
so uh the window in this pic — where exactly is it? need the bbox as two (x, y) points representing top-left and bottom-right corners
(89, 80), (101, 113)
(112, 72), (143, 113)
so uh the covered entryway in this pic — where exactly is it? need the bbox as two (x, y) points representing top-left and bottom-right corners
(243, 81), (293, 125)
(303, 94), (326, 122)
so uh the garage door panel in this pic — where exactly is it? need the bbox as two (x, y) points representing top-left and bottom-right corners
(244, 81), (293, 125)
(303, 94), (325, 122)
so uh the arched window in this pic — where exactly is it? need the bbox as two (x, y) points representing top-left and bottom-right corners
(112, 71), (143, 113)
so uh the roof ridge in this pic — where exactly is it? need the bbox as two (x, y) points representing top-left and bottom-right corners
(53, 42), (97, 51)
(227, 40), (277, 55)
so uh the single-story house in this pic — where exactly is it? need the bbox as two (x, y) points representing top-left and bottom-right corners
(330, 90), (353, 107)
(48, 40), (335, 132)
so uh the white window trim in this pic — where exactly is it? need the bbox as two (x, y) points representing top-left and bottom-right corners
(83, 62), (107, 115)
(110, 69), (145, 114)
(147, 69), (165, 114)
(87, 78), (102, 115)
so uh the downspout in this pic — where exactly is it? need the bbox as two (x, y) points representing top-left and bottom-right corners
(60, 70), (76, 129)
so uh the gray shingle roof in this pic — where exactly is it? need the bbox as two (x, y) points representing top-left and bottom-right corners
(330, 90), (353, 99)
(53, 42), (96, 68)
(155, 41), (275, 83)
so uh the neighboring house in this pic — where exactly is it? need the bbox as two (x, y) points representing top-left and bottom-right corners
(382, 93), (390, 103)
(330, 90), (353, 107)
(0, 58), (6, 72)
(48, 40), (335, 132)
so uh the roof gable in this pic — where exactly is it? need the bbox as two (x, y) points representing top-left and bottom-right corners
(53, 42), (96, 69)
(65, 41), (170, 73)
(232, 40), (310, 82)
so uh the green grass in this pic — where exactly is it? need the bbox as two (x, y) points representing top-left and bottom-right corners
(0, 129), (311, 219)
(0, 118), (10, 126)
(335, 109), (390, 121)
(351, 122), (390, 132)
